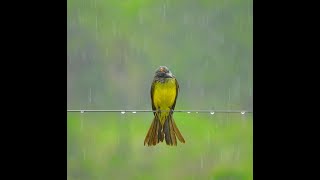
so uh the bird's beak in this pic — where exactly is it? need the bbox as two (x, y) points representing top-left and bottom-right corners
(166, 71), (173, 78)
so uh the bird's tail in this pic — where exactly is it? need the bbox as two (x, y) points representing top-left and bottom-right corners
(144, 113), (185, 146)
(144, 114), (164, 146)
(163, 114), (185, 146)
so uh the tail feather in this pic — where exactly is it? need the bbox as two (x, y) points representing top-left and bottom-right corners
(144, 116), (155, 146)
(164, 119), (172, 145)
(153, 118), (159, 145)
(163, 115), (185, 146)
(144, 115), (162, 146)
(169, 116), (177, 145)
(158, 122), (164, 142)
(172, 117), (185, 143)
(144, 113), (185, 146)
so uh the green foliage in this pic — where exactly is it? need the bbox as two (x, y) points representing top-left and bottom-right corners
(67, 0), (253, 110)
(67, 112), (252, 179)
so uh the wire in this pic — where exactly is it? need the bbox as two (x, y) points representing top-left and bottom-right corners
(67, 110), (252, 114)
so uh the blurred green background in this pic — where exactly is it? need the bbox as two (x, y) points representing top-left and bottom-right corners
(67, 0), (252, 179)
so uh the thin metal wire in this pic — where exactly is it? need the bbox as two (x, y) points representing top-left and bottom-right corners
(67, 109), (252, 113)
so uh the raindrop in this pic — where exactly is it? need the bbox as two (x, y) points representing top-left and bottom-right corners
(143, 37), (146, 50)
(121, 111), (126, 114)
(199, 16), (204, 26)
(112, 21), (116, 36)
(92, 135), (96, 147)
(78, 15), (82, 25)
(187, 111), (191, 114)
(77, 7), (81, 17)
(80, 110), (84, 114)
(183, 14), (188, 24)
(235, 147), (240, 161)
(200, 88), (205, 97)
(210, 112), (215, 115)
(83, 149), (86, 160)
(124, 53), (128, 64)
(89, 88), (92, 104)
(226, 88), (231, 122)
(132, 111), (137, 114)
(106, 48), (109, 56)
(205, 15), (209, 26)
(187, 80), (191, 88)
(238, 76), (241, 100)
(196, 112), (198, 114)
(241, 111), (246, 115)
(81, 52), (86, 61)
(116, 135), (119, 145)
(137, 96), (141, 106)
(205, 60), (209, 67)
(139, 13), (143, 24)
(163, 3), (166, 19)
(95, 16), (98, 40)
(200, 156), (203, 169)
(228, 88), (231, 108)
(220, 33), (225, 44)
(232, 145), (238, 161)
(231, 44), (236, 54)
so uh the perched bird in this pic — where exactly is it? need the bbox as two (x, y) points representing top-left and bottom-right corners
(144, 66), (185, 146)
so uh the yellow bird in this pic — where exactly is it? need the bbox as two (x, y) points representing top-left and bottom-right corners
(144, 66), (185, 146)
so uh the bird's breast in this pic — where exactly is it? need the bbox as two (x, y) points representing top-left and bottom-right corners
(153, 78), (177, 110)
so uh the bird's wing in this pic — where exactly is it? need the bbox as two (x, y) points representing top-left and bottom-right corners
(150, 79), (157, 115)
(171, 78), (179, 111)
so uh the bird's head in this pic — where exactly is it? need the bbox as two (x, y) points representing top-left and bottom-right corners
(155, 66), (173, 78)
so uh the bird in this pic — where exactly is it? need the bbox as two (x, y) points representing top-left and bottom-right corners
(144, 66), (185, 146)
